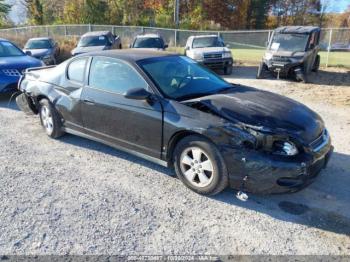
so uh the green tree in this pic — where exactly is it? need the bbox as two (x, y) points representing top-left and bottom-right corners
(25, 0), (44, 25)
(0, 0), (10, 26)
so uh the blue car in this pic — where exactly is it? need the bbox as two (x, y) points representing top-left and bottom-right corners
(0, 38), (43, 93)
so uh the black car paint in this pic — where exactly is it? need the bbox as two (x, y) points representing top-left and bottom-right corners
(17, 51), (333, 194)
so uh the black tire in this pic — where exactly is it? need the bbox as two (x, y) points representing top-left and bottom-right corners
(224, 65), (233, 75)
(312, 55), (320, 72)
(173, 135), (228, 195)
(39, 99), (64, 139)
(256, 62), (268, 79)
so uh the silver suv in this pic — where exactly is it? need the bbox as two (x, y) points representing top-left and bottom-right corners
(185, 35), (233, 75)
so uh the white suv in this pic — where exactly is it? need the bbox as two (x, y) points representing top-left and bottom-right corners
(185, 35), (233, 75)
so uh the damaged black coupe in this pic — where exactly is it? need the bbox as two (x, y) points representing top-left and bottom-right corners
(17, 50), (333, 195)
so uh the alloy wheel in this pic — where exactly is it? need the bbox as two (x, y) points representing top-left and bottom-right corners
(180, 147), (214, 188)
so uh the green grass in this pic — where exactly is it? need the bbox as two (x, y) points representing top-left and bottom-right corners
(168, 46), (350, 68)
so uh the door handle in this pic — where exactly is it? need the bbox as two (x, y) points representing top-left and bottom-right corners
(83, 98), (95, 105)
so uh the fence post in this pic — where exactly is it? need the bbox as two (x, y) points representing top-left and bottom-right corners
(46, 26), (50, 37)
(88, 24), (92, 32)
(326, 29), (333, 68)
(174, 29), (177, 47)
(64, 25), (67, 37)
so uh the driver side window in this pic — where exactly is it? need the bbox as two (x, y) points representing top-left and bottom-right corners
(89, 57), (148, 94)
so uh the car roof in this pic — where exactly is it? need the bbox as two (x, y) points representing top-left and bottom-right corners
(82, 31), (112, 37)
(136, 33), (162, 39)
(79, 49), (177, 62)
(27, 37), (53, 41)
(274, 26), (320, 34)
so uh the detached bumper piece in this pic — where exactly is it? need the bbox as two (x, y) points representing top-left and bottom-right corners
(16, 93), (37, 115)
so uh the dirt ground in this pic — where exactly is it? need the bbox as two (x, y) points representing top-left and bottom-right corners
(0, 66), (349, 256)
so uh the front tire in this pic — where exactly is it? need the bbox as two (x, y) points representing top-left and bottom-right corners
(39, 99), (64, 139)
(224, 65), (233, 75)
(256, 62), (268, 79)
(173, 135), (228, 195)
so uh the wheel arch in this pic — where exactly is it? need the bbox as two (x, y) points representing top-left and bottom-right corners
(166, 130), (216, 163)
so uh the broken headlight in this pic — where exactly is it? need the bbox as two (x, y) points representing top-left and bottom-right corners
(273, 141), (299, 156)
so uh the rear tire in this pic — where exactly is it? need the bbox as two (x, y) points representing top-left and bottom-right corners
(173, 135), (228, 195)
(312, 55), (320, 72)
(39, 99), (64, 139)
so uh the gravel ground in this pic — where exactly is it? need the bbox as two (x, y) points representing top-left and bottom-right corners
(0, 66), (349, 256)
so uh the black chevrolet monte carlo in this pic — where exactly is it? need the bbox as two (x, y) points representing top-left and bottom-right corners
(16, 50), (333, 195)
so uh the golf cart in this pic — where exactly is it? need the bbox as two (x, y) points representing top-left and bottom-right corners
(257, 26), (321, 82)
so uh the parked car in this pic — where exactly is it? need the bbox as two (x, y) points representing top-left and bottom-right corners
(0, 38), (43, 93)
(71, 31), (121, 56)
(16, 50), (333, 195)
(185, 35), (233, 75)
(130, 34), (168, 50)
(257, 26), (321, 82)
(23, 37), (60, 65)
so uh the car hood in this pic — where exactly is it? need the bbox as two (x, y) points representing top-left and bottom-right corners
(0, 55), (42, 70)
(186, 86), (324, 143)
(193, 46), (230, 53)
(72, 46), (106, 55)
(23, 48), (51, 58)
(131, 48), (165, 51)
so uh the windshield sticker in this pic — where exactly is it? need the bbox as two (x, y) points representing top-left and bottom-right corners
(271, 42), (280, 51)
(99, 36), (105, 40)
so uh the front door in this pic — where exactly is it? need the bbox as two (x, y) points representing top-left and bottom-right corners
(80, 56), (163, 158)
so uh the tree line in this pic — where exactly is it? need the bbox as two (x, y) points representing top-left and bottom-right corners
(1, 0), (350, 29)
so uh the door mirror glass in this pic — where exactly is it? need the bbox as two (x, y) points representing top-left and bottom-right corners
(164, 44), (169, 49)
(25, 50), (32, 56)
(124, 88), (151, 100)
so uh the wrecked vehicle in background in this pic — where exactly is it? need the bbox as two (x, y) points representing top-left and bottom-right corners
(257, 26), (321, 83)
(16, 50), (333, 195)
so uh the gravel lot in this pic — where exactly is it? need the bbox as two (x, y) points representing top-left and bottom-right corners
(0, 66), (349, 256)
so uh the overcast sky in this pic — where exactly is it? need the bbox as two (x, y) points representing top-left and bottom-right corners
(5, 0), (350, 25)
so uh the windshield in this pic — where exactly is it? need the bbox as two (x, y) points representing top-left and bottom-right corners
(78, 35), (109, 47)
(138, 56), (232, 101)
(133, 37), (164, 49)
(192, 37), (225, 49)
(269, 33), (309, 52)
(25, 39), (52, 49)
(0, 41), (24, 57)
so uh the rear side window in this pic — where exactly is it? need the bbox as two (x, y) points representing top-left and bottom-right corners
(89, 57), (148, 94)
(67, 58), (88, 83)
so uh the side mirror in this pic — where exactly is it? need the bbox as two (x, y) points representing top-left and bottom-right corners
(310, 43), (315, 50)
(129, 44), (133, 48)
(226, 44), (230, 48)
(185, 46), (190, 51)
(124, 88), (151, 100)
(25, 51), (32, 56)
(164, 44), (169, 49)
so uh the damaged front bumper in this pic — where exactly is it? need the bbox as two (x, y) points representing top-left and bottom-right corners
(222, 136), (333, 194)
(264, 59), (302, 76)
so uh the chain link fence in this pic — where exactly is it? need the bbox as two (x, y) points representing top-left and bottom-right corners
(0, 25), (349, 67)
